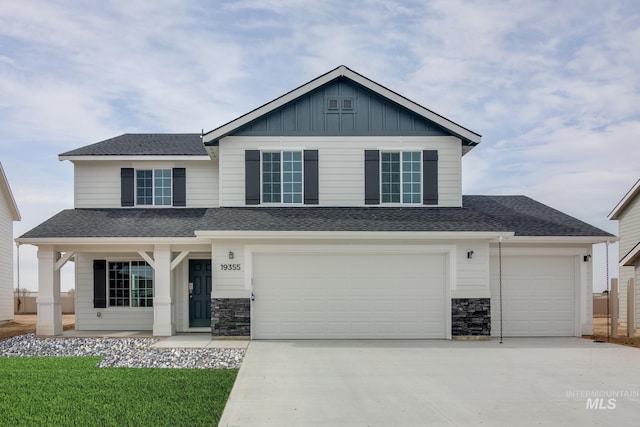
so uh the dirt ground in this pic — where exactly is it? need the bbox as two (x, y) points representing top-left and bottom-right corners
(585, 317), (640, 349)
(0, 314), (75, 341)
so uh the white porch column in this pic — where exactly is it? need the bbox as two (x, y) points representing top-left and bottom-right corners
(36, 247), (62, 336)
(153, 245), (174, 336)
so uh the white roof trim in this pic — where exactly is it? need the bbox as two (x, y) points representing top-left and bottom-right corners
(0, 162), (21, 221)
(59, 155), (211, 162)
(194, 230), (513, 240)
(620, 241), (640, 266)
(501, 236), (616, 244)
(608, 178), (640, 220)
(202, 65), (481, 144)
(15, 237), (201, 246)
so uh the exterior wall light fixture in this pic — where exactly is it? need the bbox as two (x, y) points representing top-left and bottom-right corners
(228, 251), (234, 260)
(467, 251), (474, 259)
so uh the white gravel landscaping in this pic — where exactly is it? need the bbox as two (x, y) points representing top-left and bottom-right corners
(0, 334), (244, 369)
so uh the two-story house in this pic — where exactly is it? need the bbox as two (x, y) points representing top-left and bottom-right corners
(19, 66), (612, 339)
(1, 162), (21, 322)
(608, 178), (640, 329)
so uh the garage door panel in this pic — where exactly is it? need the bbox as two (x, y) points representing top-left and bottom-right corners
(253, 252), (447, 339)
(491, 255), (576, 337)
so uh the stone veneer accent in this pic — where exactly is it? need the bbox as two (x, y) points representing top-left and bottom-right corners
(451, 298), (491, 336)
(211, 298), (250, 336)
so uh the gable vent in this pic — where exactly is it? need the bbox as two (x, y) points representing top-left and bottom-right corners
(326, 97), (356, 112)
(327, 98), (339, 110)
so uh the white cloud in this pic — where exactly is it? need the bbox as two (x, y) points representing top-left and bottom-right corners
(2, 0), (640, 290)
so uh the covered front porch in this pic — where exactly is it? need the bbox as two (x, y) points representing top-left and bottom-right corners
(21, 240), (213, 337)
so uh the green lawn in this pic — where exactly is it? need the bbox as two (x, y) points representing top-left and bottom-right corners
(0, 357), (238, 427)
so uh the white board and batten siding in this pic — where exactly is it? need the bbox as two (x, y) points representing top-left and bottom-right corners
(74, 253), (153, 331)
(489, 247), (590, 337)
(73, 160), (219, 208)
(0, 190), (14, 321)
(218, 136), (462, 207)
(452, 240), (490, 299)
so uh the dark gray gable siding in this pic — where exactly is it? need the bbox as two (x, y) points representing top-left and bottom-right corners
(231, 77), (450, 138)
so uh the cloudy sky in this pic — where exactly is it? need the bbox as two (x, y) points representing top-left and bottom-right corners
(2, 0), (638, 292)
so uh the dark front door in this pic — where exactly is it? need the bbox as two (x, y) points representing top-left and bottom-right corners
(189, 260), (212, 327)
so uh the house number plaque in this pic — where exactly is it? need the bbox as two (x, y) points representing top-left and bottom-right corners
(220, 263), (241, 271)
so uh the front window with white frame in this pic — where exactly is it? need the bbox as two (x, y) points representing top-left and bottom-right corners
(381, 151), (421, 204)
(108, 261), (154, 307)
(136, 169), (172, 206)
(262, 151), (303, 203)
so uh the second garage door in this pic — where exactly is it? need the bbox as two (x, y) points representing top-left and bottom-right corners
(490, 255), (577, 337)
(252, 251), (447, 339)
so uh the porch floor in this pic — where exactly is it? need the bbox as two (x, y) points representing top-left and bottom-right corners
(61, 330), (249, 349)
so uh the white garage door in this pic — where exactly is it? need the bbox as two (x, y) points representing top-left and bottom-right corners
(252, 252), (447, 339)
(490, 255), (576, 337)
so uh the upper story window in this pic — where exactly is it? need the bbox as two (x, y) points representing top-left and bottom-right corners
(121, 167), (185, 208)
(136, 169), (172, 206)
(245, 150), (318, 205)
(381, 152), (422, 204)
(262, 151), (303, 203)
(365, 149), (438, 206)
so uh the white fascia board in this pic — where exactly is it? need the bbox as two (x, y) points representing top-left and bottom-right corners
(15, 237), (201, 246)
(500, 236), (617, 244)
(195, 230), (514, 240)
(203, 65), (481, 144)
(0, 162), (21, 221)
(58, 155), (212, 162)
(203, 67), (345, 143)
(343, 69), (481, 143)
(620, 241), (640, 266)
(608, 178), (640, 220)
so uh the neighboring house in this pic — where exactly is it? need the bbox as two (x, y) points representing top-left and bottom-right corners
(18, 66), (612, 338)
(0, 162), (21, 322)
(608, 178), (640, 328)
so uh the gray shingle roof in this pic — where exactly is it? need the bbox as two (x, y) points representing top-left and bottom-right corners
(19, 196), (612, 239)
(59, 134), (206, 156)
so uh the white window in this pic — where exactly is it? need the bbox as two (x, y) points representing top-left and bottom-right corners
(262, 151), (303, 203)
(381, 152), (421, 204)
(108, 261), (153, 307)
(136, 169), (171, 206)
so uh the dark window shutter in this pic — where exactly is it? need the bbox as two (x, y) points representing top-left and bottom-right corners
(364, 150), (380, 205)
(120, 168), (134, 207)
(93, 260), (107, 309)
(245, 150), (261, 205)
(423, 150), (438, 205)
(172, 168), (186, 207)
(304, 150), (319, 204)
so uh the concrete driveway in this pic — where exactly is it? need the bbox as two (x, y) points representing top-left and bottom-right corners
(219, 338), (640, 426)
